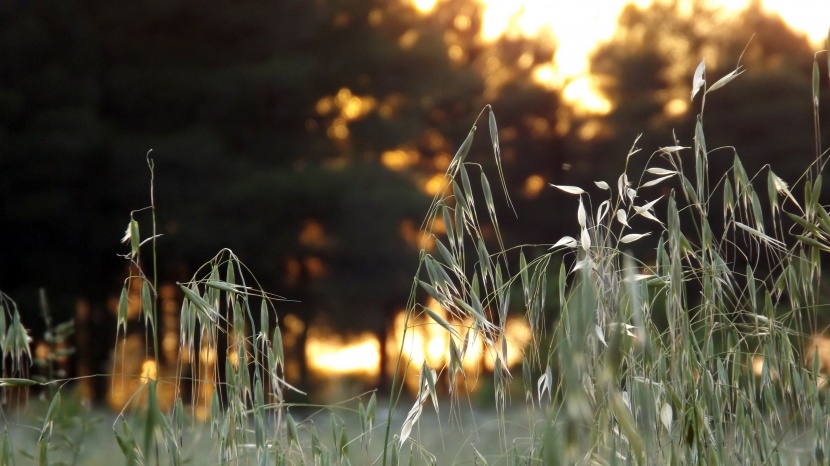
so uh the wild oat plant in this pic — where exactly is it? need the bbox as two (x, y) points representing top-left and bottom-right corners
(1, 45), (830, 465)
(386, 52), (830, 464)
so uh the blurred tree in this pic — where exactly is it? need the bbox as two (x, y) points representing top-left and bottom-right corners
(5, 0), (824, 397)
(0, 0), (566, 394)
(562, 0), (830, 317)
(584, 0), (826, 183)
(0, 0), (111, 310)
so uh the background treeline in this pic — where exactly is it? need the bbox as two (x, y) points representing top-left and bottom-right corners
(0, 0), (826, 395)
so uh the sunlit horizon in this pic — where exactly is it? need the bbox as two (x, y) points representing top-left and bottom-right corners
(408, 0), (828, 112)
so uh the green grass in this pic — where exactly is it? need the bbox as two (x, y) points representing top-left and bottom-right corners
(2, 45), (830, 465)
(3, 397), (553, 465)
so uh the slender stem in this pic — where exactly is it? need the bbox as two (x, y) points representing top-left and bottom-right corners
(147, 151), (160, 366)
(381, 264), (422, 465)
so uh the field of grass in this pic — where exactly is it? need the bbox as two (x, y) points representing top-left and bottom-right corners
(4, 397), (553, 465)
(2, 50), (830, 465)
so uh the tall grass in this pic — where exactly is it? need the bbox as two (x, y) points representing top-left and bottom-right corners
(1, 42), (829, 465)
(384, 50), (830, 464)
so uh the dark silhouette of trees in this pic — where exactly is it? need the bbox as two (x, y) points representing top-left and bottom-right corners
(0, 0), (565, 394)
(583, 0), (826, 185)
(2, 0), (823, 395)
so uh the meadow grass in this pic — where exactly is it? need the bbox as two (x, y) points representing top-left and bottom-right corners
(2, 48), (830, 465)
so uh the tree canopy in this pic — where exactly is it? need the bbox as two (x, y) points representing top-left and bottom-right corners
(1, 0), (826, 391)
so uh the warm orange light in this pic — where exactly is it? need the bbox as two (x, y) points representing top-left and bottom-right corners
(517, 52), (534, 70)
(484, 318), (532, 370)
(454, 14), (472, 31)
(387, 299), (531, 393)
(35, 342), (49, 361)
(379, 93), (404, 120)
(325, 88), (376, 121)
(406, 0), (438, 13)
(431, 216), (446, 236)
(306, 330), (381, 377)
(751, 355), (765, 377)
(399, 29), (420, 49)
(448, 45), (465, 63)
(523, 174), (545, 199)
(399, 219), (436, 251)
(299, 219), (327, 249)
(484, 0), (826, 69)
(399, 219), (419, 247)
(280, 314), (305, 383)
(200, 346), (217, 365)
(664, 98), (688, 118)
(424, 130), (448, 151)
(327, 118), (349, 140)
(433, 152), (452, 171)
(284, 256), (302, 287)
(472, 0), (822, 113)
(109, 336), (177, 413)
(531, 63), (560, 89)
(368, 8), (383, 25)
(316, 97), (334, 116)
(194, 353), (216, 421)
(724, 0), (828, 44)
(806, 335), (830, 388)
(140, 359), (157, 383)
(160, 284), (180, 364)
(303, 256), (327, 280)
(162, 333), (178, 362)
(526, 115), (549, 136)
(562, 78), (611, 115)
(478, 0), (622, 90)
(108, 274), (143, 320)
(577, 120), (604, 141)
(283, 314), (306, 340)
(423, 173), (448, 196)
(335, 88), (352, 105)
(424, 301), (454, 365)
(317, 88), (377, 141)
(382, 149), (420, 171)
(342, 96), (370, 119)
(108, 334), (144, 409)
(379, 104), (394, 119)
(388, 301), (480, 369)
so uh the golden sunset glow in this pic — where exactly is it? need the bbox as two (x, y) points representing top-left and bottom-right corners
(316, 88), (377, 141)
(751, 354), (765, 377)
(483, 317), (532, 370)
(523, 174), (545, 198)
(423, 172), (449, 196)
(303, 299), (532, 394)
(410, 0), (827, 113)
(306, 329), (381, 377)
(382, 148), (421, 171)
(109, 334), (176, 413)
(408, 0), (439, 13)
(744, 0), (828, 43)
(562, 77), (612, 114)
(806, 335), (830, 388)
(385, 299), (532, 392)
(664, 97), (689, 118)
(140, 359), (158, 382)
(398, 29), (420, 49)
(399, 218), (442, 251)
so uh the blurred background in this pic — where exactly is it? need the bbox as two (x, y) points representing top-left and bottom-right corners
(1, 0), (827, 405)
